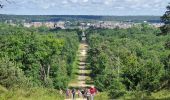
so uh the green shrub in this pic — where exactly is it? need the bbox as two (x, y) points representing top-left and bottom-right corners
(95, 92), (109, 100)
(0, 57), (26, 88)
(0, 86), (64, 100)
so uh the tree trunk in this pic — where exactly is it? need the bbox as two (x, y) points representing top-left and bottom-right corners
(47, 64), (50, 78)
(40, 62), (46, 81)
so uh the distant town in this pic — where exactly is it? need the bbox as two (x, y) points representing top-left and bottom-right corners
(5, 19), (164, 29)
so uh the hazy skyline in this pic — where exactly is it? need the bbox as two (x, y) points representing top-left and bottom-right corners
(0, 0), (169, 15)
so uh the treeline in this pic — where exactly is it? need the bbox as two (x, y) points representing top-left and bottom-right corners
(86, 24), (170, 99)
(0, 14), (160, 23)
(0, 24), (80, 90)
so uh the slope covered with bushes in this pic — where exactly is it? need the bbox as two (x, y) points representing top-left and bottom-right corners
(87, 24), (170, 99)
(0, 24), (80, 99)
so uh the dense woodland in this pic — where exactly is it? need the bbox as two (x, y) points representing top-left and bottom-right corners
(87, 3), (170, 99)
(86, 24), (170, 99)
(0, 3), (170, 99)
(1, 23), (170, 99)
(0, 24), (81, 99)
(0, 24), (170, 99)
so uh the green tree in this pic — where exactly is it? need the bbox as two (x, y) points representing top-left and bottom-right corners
(0, 57), (26, 88)
(161, 3), (170, 35)
(86, 25), (167, 99)
(0, 24), (79, 89)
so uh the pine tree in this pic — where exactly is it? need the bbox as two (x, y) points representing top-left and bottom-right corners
(161, 3), (170, 35)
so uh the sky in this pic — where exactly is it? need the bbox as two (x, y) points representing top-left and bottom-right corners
(0, 0), (169, 15)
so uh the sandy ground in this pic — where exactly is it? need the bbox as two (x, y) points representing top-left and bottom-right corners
(66, 36), (94, 100)
(68, 42), (93, 88)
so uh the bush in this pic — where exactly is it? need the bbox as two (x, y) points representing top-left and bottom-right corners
(0, 86), (64, 100)
(0, 57), (26, 88)
(95, 92), (109, 100)
(108, 79), (126, 98)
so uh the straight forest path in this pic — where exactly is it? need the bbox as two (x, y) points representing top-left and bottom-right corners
(65, 32), (94, 100)
(68, 31), (93, 88)
(68, 41), (93, 87)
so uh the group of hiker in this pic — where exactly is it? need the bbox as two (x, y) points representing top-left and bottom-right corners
(64, 86), (97, 100)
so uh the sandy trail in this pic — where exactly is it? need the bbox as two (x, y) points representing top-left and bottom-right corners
(68, 42), (93, 88)
(66, 33), (94, 100)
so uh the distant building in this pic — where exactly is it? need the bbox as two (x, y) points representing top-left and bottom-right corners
(31, 22), (43, 28)
(150, 23), (164, 28)
(144, 21), (148, 23)
(54, 21), (65, 29)
(23, 21), (66, 29)
(91, 21), (134, 29)
(44, 22), (55, 28)
(23, 23), (32, 28)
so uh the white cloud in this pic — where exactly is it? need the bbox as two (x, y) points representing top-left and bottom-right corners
(1, 0), (170, 15)
(114, 6), (125, 9)
(104, 0), (112, 5)
(62, 0), (68, 4)
(83, 0), (89, 3)
(70, 0), (78, 3)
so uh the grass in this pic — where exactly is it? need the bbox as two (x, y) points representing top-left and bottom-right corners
(94, 90), (170, 100)
(151, 89), (170, 99)
(95, 92), (109, 100)
(0, 86), (64, 100)
(69, 43), (91, 85)
(118, 90), (170, 100)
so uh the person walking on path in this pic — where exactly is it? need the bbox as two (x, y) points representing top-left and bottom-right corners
(77, 89), (82, 98)
(81, 88), (85, 98)
(90, 86), (97, 100)
(72, 88), (76, 100)
(86, 89), (91, 100)
(66, 88), (70, 99)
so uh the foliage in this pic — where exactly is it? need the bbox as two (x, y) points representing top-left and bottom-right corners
(161, 3), (170, 35)
(0, 57), (26, 88)
(0, 24), (79, 89)
(86, 24), (170, 99)
(0, 85), (64, 100)
(95, 92), (109, 100)
(119, 89), (170, 100)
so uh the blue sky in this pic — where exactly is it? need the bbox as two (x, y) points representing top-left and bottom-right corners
(0, 0), (169, 15)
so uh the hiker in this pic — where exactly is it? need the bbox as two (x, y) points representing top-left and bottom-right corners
(86, 89), (91, 100)
(66, 88), (70, 99)
(84, 88), (88, 98)
(90, 86), (97, 100)
(72, 88), (76, 100)
(81, 88), (85, 98)
(77, 89), (82, 98)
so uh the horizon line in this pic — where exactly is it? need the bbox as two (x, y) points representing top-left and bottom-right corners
(0, 14), (162, 16)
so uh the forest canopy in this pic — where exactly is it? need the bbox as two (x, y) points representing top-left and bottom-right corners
(0, 24), (80, 89)
(86, 24), (170, 99)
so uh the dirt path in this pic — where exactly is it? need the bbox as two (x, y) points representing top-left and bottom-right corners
(65, 32), (93, 100)
(68, 38), (93, 88)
